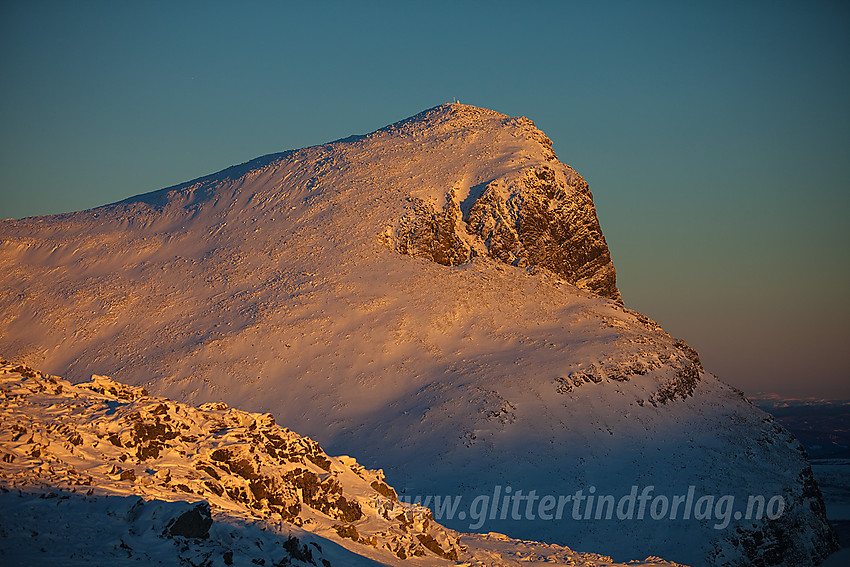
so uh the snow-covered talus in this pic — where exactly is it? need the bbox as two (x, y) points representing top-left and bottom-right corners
(0, 103), (838, 565)
(0, 361), (684, 567)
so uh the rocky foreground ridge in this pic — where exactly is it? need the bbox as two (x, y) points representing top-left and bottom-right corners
(0, 360), (684, 567)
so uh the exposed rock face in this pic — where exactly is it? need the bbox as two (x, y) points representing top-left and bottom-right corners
(465, 164), (618, 300)
(395, 192), (471, 268)
(705, 451), (839, 566)
(167, 502), (213, 539)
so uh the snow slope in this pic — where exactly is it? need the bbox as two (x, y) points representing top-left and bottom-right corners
(0, 103), (838, 565)
(0, 361), (684, 567)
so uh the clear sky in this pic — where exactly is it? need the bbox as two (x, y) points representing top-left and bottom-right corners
(1, 1), (848, 398)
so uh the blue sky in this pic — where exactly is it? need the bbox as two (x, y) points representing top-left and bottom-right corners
(1, 1), (848, 398)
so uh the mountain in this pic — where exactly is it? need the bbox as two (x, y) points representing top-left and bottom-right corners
(0, 103), (839, 565)
(0, 360), (685, 567)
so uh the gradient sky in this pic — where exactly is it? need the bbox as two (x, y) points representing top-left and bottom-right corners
(1, 1), (848, 398)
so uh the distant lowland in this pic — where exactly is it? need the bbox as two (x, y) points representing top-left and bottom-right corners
(749, 395), (850, 460)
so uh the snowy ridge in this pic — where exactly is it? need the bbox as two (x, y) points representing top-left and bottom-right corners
(0, 103), (838, 565)
(0, 361), (684, 567)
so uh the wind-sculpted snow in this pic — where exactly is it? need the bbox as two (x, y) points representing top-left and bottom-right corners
(0, 361), (685, 567)
(0, 103), (839, 565)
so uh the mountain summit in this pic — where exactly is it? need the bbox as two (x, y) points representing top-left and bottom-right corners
(0, 103), (838, 566)
(123, 103), (619, 300)
(367, 104), (618, 300)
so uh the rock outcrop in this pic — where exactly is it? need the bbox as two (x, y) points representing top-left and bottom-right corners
(0, 361), (688, 567)
(386, 105), (619, 300)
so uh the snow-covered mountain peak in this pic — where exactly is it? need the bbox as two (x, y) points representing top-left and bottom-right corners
(374, 102), (546, 143)
(0, 105), (838, 565)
